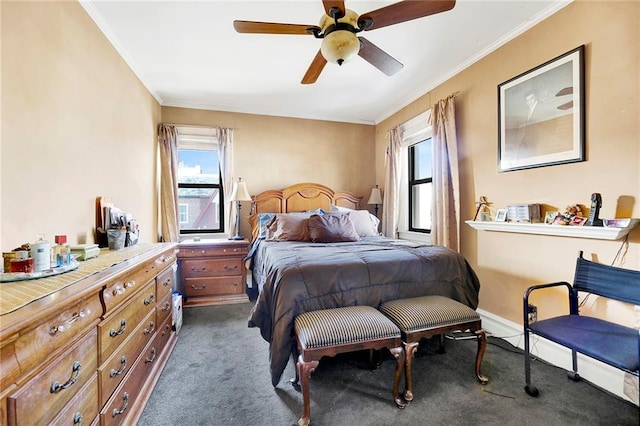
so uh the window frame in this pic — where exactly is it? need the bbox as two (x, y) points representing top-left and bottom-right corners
(408, 138), (433, 233)
(396, 110), (433, 243)
(176, 127), (225, 235)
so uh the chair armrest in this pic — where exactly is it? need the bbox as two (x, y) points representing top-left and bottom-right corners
(523, 281), (573, 328)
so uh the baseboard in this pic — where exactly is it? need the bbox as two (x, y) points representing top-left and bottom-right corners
(477, 308), (639, 407)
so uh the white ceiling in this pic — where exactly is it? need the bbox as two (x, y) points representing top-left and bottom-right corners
(80, 0), (571, 125)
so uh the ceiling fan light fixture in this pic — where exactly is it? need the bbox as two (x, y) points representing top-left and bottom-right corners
(320, 30), (360, 66)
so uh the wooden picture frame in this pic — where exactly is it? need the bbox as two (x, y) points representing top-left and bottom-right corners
(498, 45), (585, 172)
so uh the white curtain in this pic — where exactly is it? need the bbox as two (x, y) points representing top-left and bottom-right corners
(158, 124), (179, 242)
(381, 126), (402, 238)
(431, 95), (461, 250)
(217, 127), (235, 236)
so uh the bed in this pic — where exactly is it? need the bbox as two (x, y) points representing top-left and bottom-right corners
(246, 183), (481, 386)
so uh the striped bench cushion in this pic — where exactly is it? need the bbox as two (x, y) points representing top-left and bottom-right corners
(295, 306), (401, 349)
(380, 295), (480, 333)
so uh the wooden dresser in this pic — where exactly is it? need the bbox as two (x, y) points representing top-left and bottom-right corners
(178, 239), (248, 307)
(0, 243), (177, 426)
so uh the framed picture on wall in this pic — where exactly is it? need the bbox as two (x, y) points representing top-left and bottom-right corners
(498, 45), (585, 172)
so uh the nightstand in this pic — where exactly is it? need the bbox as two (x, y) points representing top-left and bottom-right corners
(178, 239), (249, 307)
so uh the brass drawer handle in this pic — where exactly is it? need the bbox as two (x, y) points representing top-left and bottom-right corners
(49, 309), (89, 335)
(144, 321), (156, 335)
(73, 413), (83, 425)
(162, 277), (172, 287)
(50, 361), (81, 393)
(190, 266), (207, 272)
(109, 356), (127, 378)
(191, 284), (207, 290)
(223, 265), (238, 271)
(109, 319), (127, 337)
(143, 294), (155, 305)
(112, 392), (129, 417)
(145, 347), (157, 363)
(161, 302), (171, 312)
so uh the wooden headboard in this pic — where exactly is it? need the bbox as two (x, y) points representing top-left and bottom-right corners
(250, 182), (362, 215)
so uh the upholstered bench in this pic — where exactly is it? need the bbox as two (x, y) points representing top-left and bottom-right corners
(293, 305), (406, 426)
(379, 295), (489, 403)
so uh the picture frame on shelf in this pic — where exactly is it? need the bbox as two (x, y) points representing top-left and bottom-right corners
(498, 45), (585, 172)
(494, 208), (508, 222)
(544, 211), (559, 224)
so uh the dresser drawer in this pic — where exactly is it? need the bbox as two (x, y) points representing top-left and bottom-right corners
(98, 280), (155, 363)
(156, 292), (173, 327)
(49, 375), (99, 426)
(182, 258), (242, 278)
(184, 276), (244, 298)
(8, 328), (97, 426)
(98, 309), (156, 406)
(12, 294), (101, 378)
(156, 266), (175, 301)
(152, 315), (174, 360)
(179, 244), (246, 258)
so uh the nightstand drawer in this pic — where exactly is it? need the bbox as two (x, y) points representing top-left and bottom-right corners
(184, 276), (244, 298)
(179, 245), (246, 258)
(182, 258), (242, 277)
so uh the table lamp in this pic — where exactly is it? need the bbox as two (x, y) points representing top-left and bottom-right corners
(229, 177), (251, 240)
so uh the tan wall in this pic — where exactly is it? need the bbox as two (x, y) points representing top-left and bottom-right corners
(161, 107), (376, 237)
(375, 0), (640, 326)
(1, 0), (161, 250)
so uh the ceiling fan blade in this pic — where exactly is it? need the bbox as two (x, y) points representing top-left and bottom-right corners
(557, 101), (573, 110)
(555, 87), (573, 96)
(322, 0), (346, 18)
(359, 0), (456, 31)
(358, 37), (403, 76)
(233, 20), (320, 35)
(301, 50), (328, 84)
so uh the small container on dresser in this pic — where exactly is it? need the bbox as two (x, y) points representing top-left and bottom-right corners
(178, 239), (249, 307)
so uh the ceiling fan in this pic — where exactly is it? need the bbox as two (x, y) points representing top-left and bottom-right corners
(233, 0), (456, 84)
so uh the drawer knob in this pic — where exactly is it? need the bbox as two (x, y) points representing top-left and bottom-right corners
(50, 361), (81, 393)
(109, 356), (127, 378)
(109, 319), (127, 337)
(73, 413), (83, 425)
(191, 284), (207, 290)
(112, 392), (129, 417)
(145, 347), (157, 364)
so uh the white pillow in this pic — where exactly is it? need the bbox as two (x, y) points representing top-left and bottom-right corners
(329, 206), (380, 236)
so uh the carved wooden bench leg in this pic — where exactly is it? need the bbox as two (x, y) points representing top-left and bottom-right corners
(475, 329), (489, 384)
(402, 341), (419, 403)
(297, 357), (319, 426)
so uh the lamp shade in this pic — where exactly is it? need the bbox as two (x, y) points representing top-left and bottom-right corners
(367, 186), (383, 205)
(229, 178), (251, 202)
(320, 30), (360, 65)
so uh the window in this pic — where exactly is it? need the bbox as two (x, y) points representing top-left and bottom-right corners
(409, 138), (433, 232)
(177, 127), (224, 234)
(397, 110), (432, 242)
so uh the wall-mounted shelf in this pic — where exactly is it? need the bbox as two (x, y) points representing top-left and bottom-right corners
(465, 220), (638, 240)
